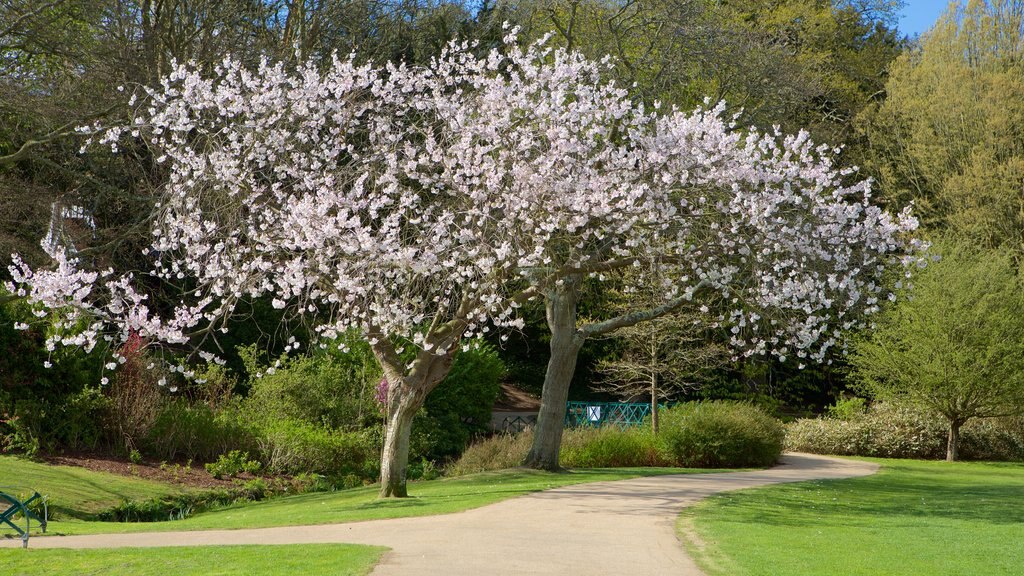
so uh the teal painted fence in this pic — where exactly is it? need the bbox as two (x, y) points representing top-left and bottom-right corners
(564, 401), (667, 428)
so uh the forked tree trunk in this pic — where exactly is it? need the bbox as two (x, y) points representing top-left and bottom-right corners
(374, 333), (461, 498)
(946, 419), (964, 462)
(524, 279), (583, 471)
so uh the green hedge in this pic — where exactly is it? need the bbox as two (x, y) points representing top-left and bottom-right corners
(657, 401), (784, 468)
(448, 401), (785, 475)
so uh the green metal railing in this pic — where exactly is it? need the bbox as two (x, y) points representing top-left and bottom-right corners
(564, 401), (670, 429)
(0, 489), (47, 548)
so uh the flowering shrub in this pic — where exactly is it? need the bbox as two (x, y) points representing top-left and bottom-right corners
(785, 402), (1024, 460)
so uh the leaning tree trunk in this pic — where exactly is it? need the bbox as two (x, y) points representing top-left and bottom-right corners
(524, 279), (583, 471)
(946, 419), (964, 462)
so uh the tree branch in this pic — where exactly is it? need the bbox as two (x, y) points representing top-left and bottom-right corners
(0, 0), (70, 40)
(578, 279), (712, 339)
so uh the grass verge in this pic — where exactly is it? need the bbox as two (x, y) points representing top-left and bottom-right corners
(0, 544), (385, 575)
(4, 464), (713, 536)
(0, 455), (190, 518)
(680, 458), (1024, 576)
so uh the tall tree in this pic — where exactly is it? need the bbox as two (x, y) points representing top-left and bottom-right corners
(9, 32), (920, 488)
(858, 0), (1024, 249)
(521, 106), (922, 469)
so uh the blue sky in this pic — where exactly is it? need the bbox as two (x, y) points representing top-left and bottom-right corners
(898, 1), (952, 37)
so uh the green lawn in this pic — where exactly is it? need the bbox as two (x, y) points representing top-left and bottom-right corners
(0, 544), (385, 575)
(1, 455), (710, 536)
(0, 455), (190, 518)
(680, 458), (1024, 576)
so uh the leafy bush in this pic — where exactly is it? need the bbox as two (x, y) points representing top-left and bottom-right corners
(145, 400), (256, 462)
(786, 402), (1024, 460)
(205, 450), (261, 479)
(255, 418), (376, 478)
(826, 396), (867, 421)
(242, 336), (380, 431)
(0, 298), (107, 454)
(560, 426), (667, 468)
(657, 401), (784, 467)
(415, 342), (505, 461)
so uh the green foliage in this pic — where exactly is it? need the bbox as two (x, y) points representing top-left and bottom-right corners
(417, 342), (505, 460)
(849, 243), (1024, 458)
(560, 427), (667, 468)
(0, 298), (108, 454)
(145, 400), (256, 463)
(450, 405), (782, 474)
(858, 0), (1024, 247)
(785, 402), (947, 458)
(242, 335), (381, 431)
(255, 418), (377, 478)
(204, 450), (261, 479)
(445, 431), (535, 476)
(785, 402), (1024, 461)
(657, 402), (784, 468)
(826, 396), (868, 420)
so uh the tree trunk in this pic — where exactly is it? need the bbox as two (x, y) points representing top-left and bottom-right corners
(373, 334), (461, 498)
(651, 373), (659, 435)
(380, 400), (417, 497)
(524, 278), (583, 471)
(946, 419), (963, 462)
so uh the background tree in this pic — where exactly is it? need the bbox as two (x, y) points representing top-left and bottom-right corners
(858, 0), (1024, 249)
(510, 0), (904, 164)
(849, 242), (1024, 461)
(594, 266), (725, 433)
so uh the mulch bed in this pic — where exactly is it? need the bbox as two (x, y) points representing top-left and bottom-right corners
(40, 452), (236, 489)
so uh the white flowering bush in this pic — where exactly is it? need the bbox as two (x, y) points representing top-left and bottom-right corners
(785, 402), (1024, 460)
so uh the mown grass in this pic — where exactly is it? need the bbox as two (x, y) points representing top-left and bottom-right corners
(0, 456), (712, 536)
(680, 458), (1024, 576)
(0, 544), (385, 575)
(0, 455), (190, 518)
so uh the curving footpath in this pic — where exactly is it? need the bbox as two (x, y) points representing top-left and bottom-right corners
(1, 453), (877, 575)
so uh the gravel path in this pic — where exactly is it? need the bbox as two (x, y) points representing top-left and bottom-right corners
(1, 453), (877, 575)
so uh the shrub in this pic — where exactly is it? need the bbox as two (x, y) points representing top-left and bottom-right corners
(145, 400), (256, 462)
(242, 335), (380, 431)
(826, 396), (867, 421)
(205, 450), (261, 479)
(559, 426), (667, 468)
(0, 297), (107, 455)
(786, 402), (1024, 460)
(446, 431), (534, 476)
(255, 418), (376, 478)
(657, 401), (784, 467)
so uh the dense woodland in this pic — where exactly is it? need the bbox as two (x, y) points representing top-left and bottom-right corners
(2, 0), (1024, 492)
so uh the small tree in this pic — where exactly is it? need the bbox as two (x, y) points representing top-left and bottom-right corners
(595, 269), (726, 434)
(850, 243), (1024, 461)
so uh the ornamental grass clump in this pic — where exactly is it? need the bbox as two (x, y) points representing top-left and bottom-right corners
(657, 401), (784, 468)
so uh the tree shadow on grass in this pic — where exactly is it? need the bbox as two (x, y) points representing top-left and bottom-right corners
(698, 461), (1024, 528)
